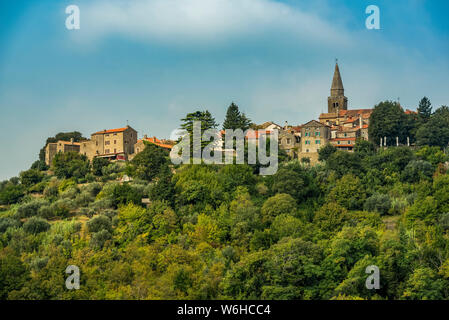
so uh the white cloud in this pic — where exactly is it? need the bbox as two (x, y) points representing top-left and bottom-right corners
(80, 0), (351, 47)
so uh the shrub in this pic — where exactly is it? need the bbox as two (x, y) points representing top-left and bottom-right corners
(98, 183), (143, 208)
(0, 185), (25, 205)
(401, 160), (434, 183)
(87, 215), (112, 233)
(90, 229), (111, 249)
(15, 199), (48, 219)
(50, 199), (72, 218)
(92, 157), (110, 176)
(30, 257), (49, 271)
(364, 193), (391, 215)
(23, 217), (50, 234)
(130, 143), (169, 181)
(0, 218), (21, 233)
(58, 179), (77, 193)
(83, 183), (102, 197)
(73, 191), (95, 208)
(43, 178), (59, 199)
(19, 169), (44, 188)
(38, 205), (54, 219)
(53, 152), (90, 180)
(261, 194), (297, 224)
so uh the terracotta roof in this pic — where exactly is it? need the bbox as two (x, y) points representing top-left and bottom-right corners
(93, 126), (134, 135)
(405, 109), (417, 115)
(331, 137), (357, 141)
(246, 130), (272, 139)
(140, 137), (173, 150)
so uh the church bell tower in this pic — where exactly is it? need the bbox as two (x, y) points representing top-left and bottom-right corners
(328, 61), (348, 113)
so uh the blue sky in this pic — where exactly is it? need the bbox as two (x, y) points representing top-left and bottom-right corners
(0, 0), (448, 180)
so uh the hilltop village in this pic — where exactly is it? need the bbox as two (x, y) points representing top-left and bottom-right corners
(4, 62), (449, 302)
(44, 63), (415, 166)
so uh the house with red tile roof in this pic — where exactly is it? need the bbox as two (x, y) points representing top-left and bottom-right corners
(80, 125), (138, 161)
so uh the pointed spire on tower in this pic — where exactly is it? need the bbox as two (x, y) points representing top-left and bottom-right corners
(331, 60), (344, 97)
(327, 60), (348, 113)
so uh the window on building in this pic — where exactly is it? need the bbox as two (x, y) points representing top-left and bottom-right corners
(287, 138), (291, 144)
(114, 149), (117, 153)
(315, 140), (321, 144)
(316, 132), (320, 136)
(105, 149), (110, 154)
(114, 140), (117, 144)
(338, 141), (340, 145)
(105, 141), (110, 145)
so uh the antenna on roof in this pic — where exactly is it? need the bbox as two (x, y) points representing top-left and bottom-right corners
(126, 120), (129, 126)
(335, 58), (338, 64)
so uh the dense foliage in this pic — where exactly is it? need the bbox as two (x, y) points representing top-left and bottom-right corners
(1, 100), (449, 300)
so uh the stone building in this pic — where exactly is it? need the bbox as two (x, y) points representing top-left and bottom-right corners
(129, 135), (174, 160)
(45, 139), (81, 166)
(80, 125), (137, 161)
(297, 120), (331, 164)
(278, 124), (301, 158)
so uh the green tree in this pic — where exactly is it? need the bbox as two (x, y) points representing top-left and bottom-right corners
(19, 169), (44, 188)
(318, 143), (337, 162)
(53, 152), (90, 180)
(402, 267), (445, 300)
(180, 110), (218, 158)
(369, 101), (409, 146)
(0, 249), (30, 299)
(92, 157), (109, 176)
(130, 143), (169, 181)
(0, 184), (25, 205)
(222, 102), (251, 131)
(416, 106), (449, 147)
(261, 193), (297, 224)
(23, 217), (51, 234)
(417, 97), (432, 122)
(148, 165), (176, 206)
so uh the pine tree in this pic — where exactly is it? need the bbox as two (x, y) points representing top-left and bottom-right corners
(223, 103), (251, 131)
(180, 110), (218, 158)
(417, 97), (432, 122)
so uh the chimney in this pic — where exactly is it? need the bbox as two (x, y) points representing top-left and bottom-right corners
(144, 134), (148, 140)
(284, 121), (288, 130)
(70, 138), (74, 144)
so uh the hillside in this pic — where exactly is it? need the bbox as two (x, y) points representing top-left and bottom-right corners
(2, 139), (449, 300)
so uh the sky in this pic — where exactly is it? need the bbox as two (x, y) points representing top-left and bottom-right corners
(0, 0), (448, 180)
